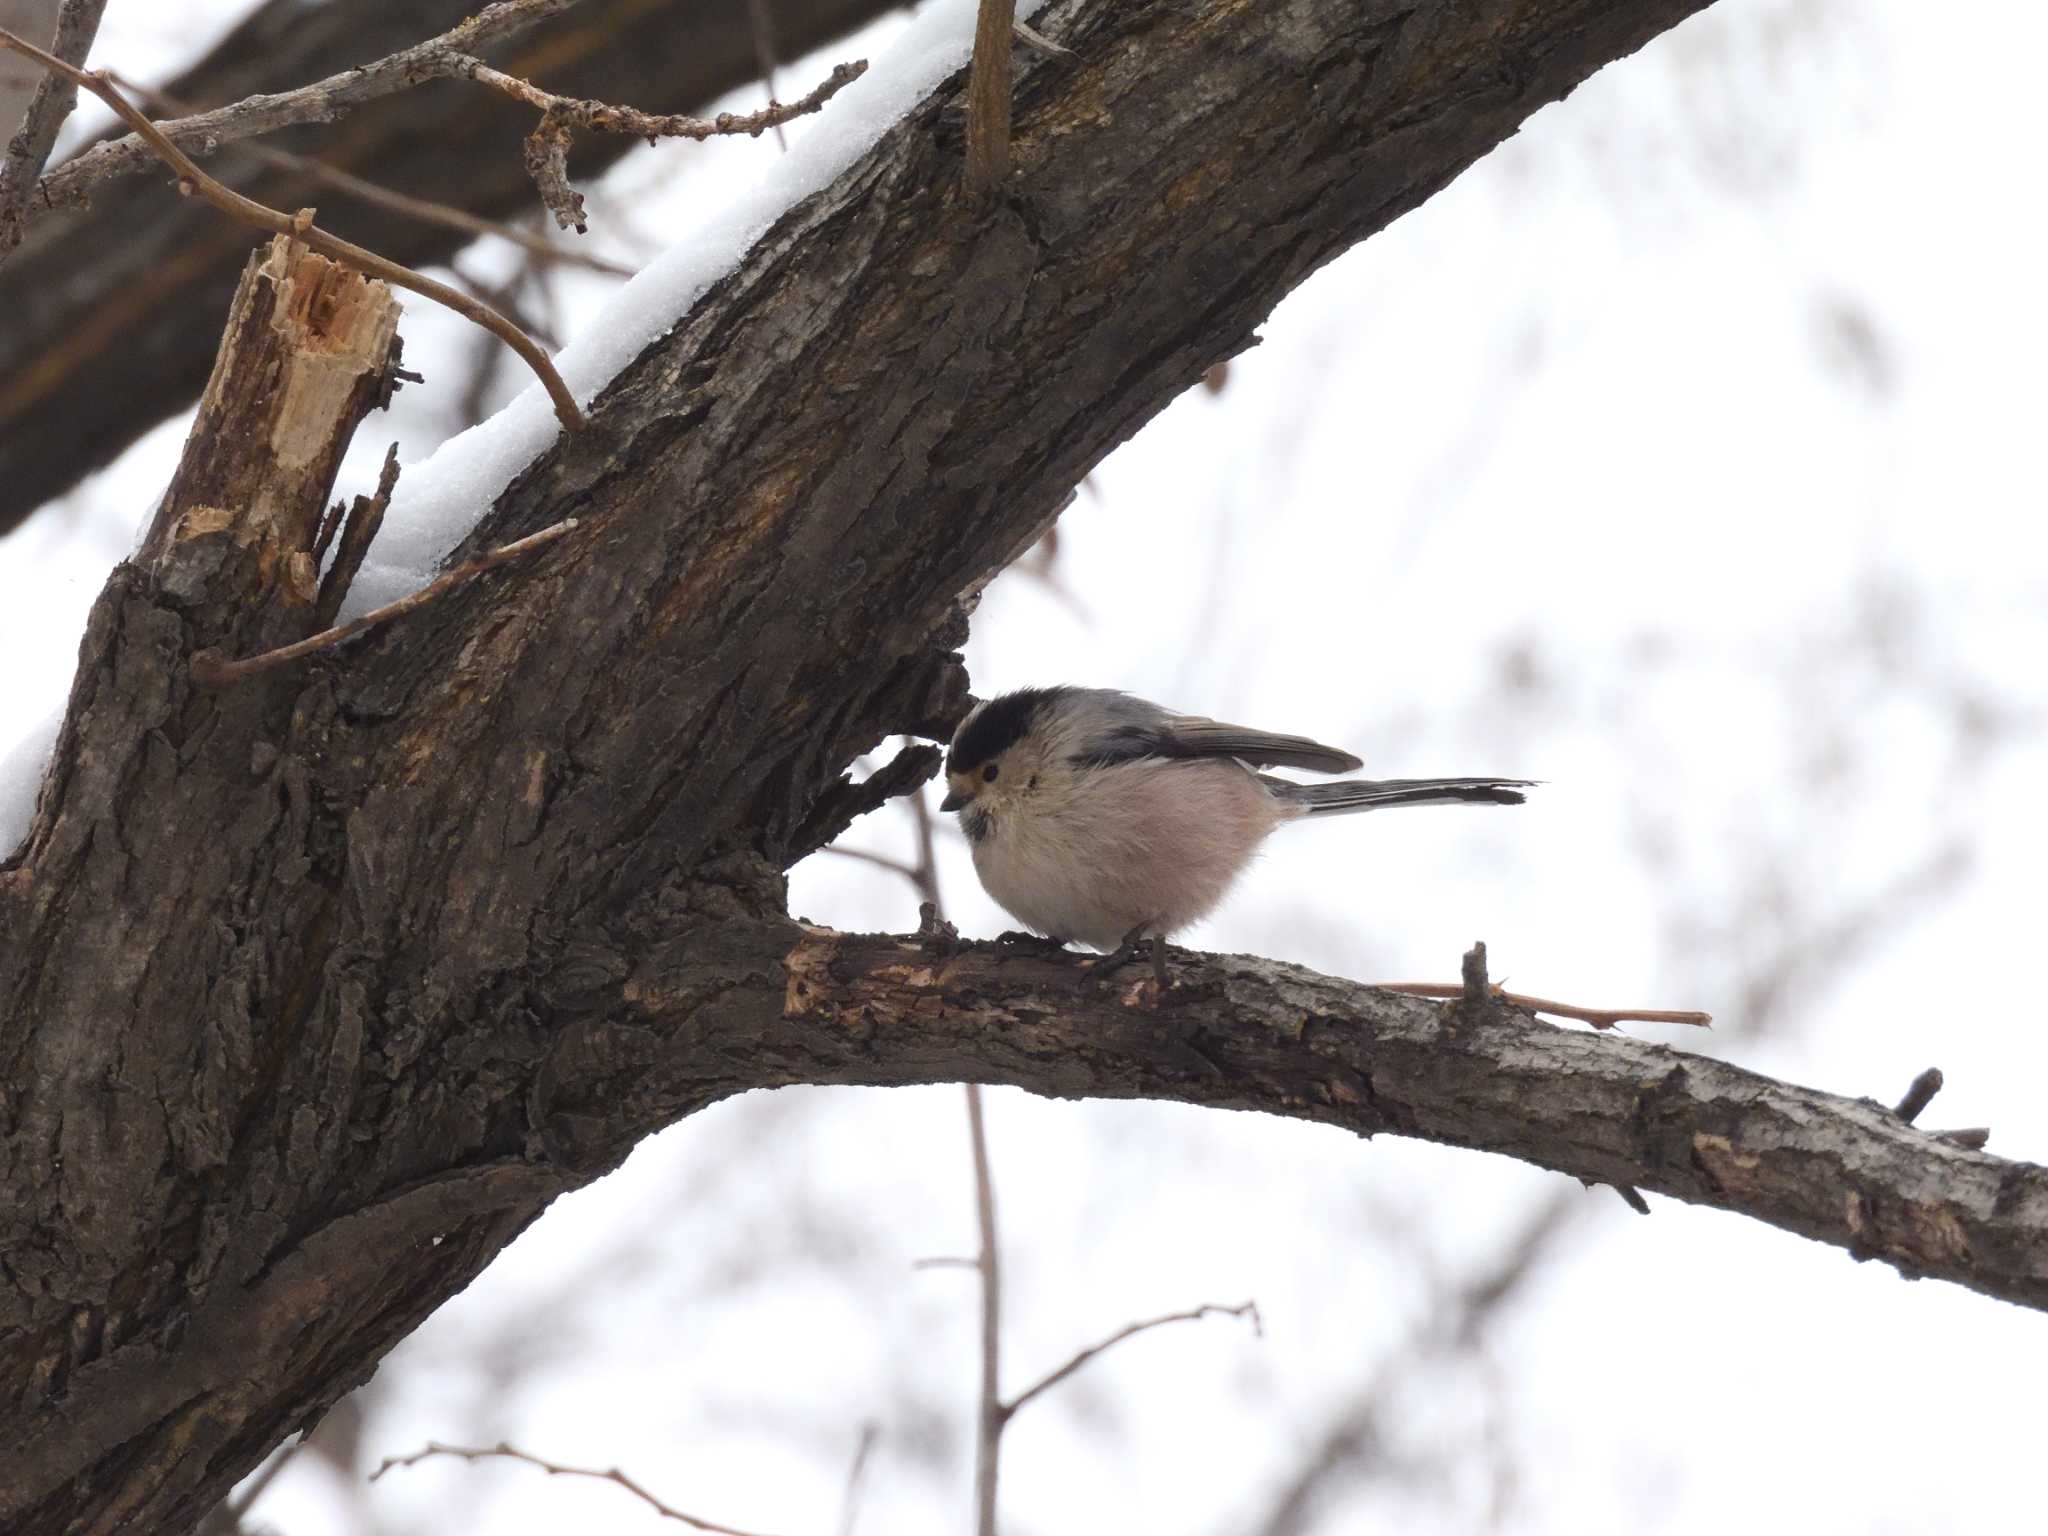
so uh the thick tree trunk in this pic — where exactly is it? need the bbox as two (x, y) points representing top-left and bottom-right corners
(0, 0), (904, 536)
(0, 0), (1809, 1527)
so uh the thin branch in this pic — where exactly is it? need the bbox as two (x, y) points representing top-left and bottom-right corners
(190, 517), (581, 685)
(963, 0), (1019, 198)
(102, 70), (634, 279)
(0, 0), (108, 254)
(314, 442), (403, 628)
(0, 29), (588, 432)
(822, 845), (922, 880)
(195, 1435), (302, 1535)
(368, 1441), (783, 1536)
(463, 56), (867, 231)
(1253, 1192), (1576, 1536)
(1012, 17), (1075, 59)
(1373, 980), (1712, 1030)
(1001, 1301), (1262, 1422)
(25, 0), (585, 216)
(746, 0), (791, 153)
(834, 1423), (879, 1536)
(967, 1079), (1002, 1536)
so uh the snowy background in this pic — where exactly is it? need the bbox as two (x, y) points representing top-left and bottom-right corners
(4, 0), (2046, 1531)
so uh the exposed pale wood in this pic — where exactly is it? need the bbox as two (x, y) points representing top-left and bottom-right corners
(145, 233), (400, 644)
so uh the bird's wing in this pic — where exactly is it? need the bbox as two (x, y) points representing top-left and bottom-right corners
(1154, 713), (1364, 774)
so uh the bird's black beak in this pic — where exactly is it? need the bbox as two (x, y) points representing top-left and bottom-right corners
(938, 789), (970, 813)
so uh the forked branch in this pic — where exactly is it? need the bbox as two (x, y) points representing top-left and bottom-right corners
(0, 26), (588, 431)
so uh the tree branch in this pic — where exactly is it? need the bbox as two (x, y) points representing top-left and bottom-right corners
(1, 0), (1740, 1526)
(0, 0), (107, 255)
(0, 29), (589, 431)
(370, 1441), (784, 1536)
(0, 0), (907, 533)
(963, 0), (1019, 198)
(754, 930), (2048, 1314)
(1001, 1300), (1261, 1421)
(22, 0), (584, 217)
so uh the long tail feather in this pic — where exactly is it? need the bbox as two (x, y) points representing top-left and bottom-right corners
(1266, 776), (1534, 815)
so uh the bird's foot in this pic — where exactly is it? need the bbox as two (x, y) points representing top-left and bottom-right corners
(1082, 923), (1171, 990)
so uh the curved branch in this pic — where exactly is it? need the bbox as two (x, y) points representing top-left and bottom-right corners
(725, 929), (2044, 1314)
(0, 0), (909, 533)
(0, 30), (588, 431)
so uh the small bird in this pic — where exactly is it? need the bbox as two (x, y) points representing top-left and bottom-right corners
(938, 687), (1531, 983)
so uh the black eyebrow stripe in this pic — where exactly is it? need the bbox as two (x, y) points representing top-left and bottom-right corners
(946, 687), (1075, 773)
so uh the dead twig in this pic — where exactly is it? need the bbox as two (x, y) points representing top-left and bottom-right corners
(963, 0), (1019, 198)
(25, 0), (583, 216)
(102, 71), (634, 279)
(0, 28), (588, 432)
(460, 55), (867, 231)
(0, 0), (108, 256)
(967, 1079), (1002, 1536)
(1012, 18), (1075, 58)
(1001, 1301), (1263, 1422)
(824, 845), (923, 880)
(369, 1441), (782, 1536)
(1893, 1067), (1943, 1124)
(191, 517), (580, 685)
(314, 443), (402, 628)
(1375, 980), (1712, 1030)
(835, 1423), (879, 1536)
(746, 0), (791, 153)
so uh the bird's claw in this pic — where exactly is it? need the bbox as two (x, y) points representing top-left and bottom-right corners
(1081, 924), (1171, 990)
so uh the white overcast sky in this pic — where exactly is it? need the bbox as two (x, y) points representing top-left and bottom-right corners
(4, 0), (2045, 1532)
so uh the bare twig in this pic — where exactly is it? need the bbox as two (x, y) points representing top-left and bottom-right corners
(835, 1423), (879, 1536)
(1893, 1067), (1943, 1124)
(191, 517), (581, 685)
(102, 71), (634, 279)
(0, 29), (589, 432)
(1254, 1192), (1577, 1536)
(369, 1441), (782, 1536)
(0, 0), (107, 254)
(1002, 1301), (1262, 1422)
(27, 0), (584, 215)
(823, 845), (922, 880)
(1934, 1127), (1991, 1151)
(314, 443), (403, 628)
(462, 55), (867, 230)
(967, 1079), (1002, 1536)
(963, 0), (1019, 198)
(1012, 17), (1075, 58)
(1374, 980), (1712, 1030)
(196, 1436), (302, 1535)
(746, 0), (791, 152)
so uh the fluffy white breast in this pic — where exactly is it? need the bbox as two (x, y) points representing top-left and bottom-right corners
(970, 758), (1285, 949)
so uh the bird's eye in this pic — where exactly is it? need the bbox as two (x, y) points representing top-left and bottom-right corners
(983, 763), (1000, 783)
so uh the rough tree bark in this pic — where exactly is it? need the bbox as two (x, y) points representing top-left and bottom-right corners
(0, 0), (905, 535)
(12, 0), (2033, 1529)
